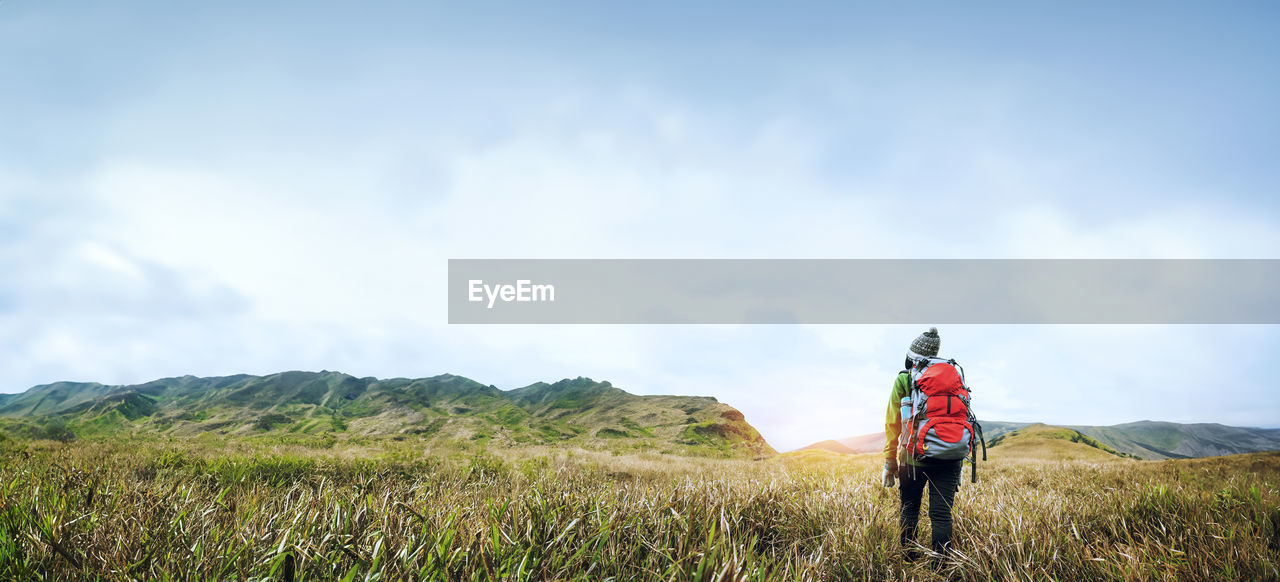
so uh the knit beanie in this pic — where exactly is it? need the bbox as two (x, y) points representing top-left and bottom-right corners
(906, 327), (941, 361)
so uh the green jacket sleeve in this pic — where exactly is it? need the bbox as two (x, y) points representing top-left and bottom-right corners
(883, 372), (909, 465)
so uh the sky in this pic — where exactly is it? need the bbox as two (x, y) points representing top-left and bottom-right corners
(2, 1), (1278, 451)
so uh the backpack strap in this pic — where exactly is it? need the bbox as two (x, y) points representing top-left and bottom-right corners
(904, 371), (922, 465)
(970, 419), (986, 483)
(897, 371), (913, 455)
(971, 443), (977, 484)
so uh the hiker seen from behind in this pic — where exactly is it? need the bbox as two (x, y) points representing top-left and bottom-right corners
(881, 327), (985, 561)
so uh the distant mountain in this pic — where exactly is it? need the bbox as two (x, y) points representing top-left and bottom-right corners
(1067, 421), (1280, 460)
(803, 419), (1280, 460)
(835, 433), (884, 454)
(0, 372), (775, 457)
(797, 439), (857, 454)
(973, 421), (1031, 441)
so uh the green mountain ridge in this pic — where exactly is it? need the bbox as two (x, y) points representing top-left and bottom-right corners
(1066, 421), (1280, 460)
(0, 371), (775, 457)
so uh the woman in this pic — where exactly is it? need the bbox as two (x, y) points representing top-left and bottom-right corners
(882, 327), (964, 560)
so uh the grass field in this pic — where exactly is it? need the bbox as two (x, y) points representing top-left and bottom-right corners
(0, 437), (1277, 581)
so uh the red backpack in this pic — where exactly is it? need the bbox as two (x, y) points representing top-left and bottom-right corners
(900, 357), (987, 482)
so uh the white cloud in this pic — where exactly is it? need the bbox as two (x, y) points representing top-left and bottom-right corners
(974, 205), (1280, 259)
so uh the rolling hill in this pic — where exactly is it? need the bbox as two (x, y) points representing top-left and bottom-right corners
(809, 421), (1032, 455)
(1066, 421), (1280, 460)
(984, 423), (1131, 462)
(804, 419), (1280, 460)
(797, 439), (858, 455)
(834, 433), (886, 454)
(0, 372), (776, 457)
(789, 423), (1133, 465)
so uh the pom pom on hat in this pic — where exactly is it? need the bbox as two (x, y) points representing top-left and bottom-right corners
(907, 327), (940, 360)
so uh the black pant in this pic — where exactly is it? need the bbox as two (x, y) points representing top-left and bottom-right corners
(898, 460), (963, 553)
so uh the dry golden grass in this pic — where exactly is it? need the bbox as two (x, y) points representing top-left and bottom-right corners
(0, 438), (1276, 580)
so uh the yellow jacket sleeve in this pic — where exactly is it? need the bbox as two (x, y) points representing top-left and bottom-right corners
(883, 372), (909, 466)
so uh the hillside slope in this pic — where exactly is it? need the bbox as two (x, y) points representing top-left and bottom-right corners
(1067, 421), (1280, 460)
(986, 423), (1130, 462)
(807, 421), (1029, 455)
(835, 433), (885, 454)
(798, 439), (857, 454)
(0, 372), (775, 457)
(805, 420), (1280, 461)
